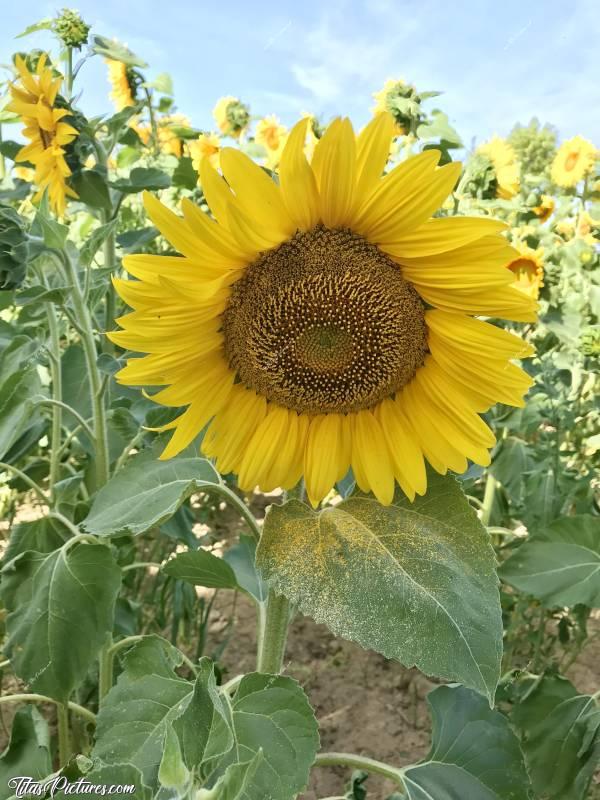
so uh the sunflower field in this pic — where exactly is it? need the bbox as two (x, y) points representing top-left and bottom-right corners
(0, 9), (599, 800)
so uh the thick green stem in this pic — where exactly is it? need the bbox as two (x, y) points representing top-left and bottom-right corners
(64, 48), (74, 98)
(45, 303), (62, 499)
(100, 209), (117, 352)
(256, 590), (291, 674)
(60, 251), (109, 489)
(0, 124), (5, 180)
(57, 704), (71, 766)
(313, 752), (404, 787)
(480, 471), (498, 528)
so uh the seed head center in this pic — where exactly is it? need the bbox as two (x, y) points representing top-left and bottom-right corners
(221, 225), (428, 414)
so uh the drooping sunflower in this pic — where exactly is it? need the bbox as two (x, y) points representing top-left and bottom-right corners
(7, 54), (78, 216)
(255, 115), (288, 169)
(478, 136), (520, 199)
(189, 133), (222, 174)
(106, 59), (135, 110)
(212, 96), (250, 139)
(110, 114), (536, 507)
(507, 245), (544, 299)
(551, 136), (597, 188)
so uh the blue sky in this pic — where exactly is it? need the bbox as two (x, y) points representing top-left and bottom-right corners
(2, 0), (598, 147)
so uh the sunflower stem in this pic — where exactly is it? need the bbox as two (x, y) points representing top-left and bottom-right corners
(256, 590), (291, 674)
(313, 752), (405, 788)
(64, 48), (74, 99)
(480, 470), (498, 528)
(45, 300), (62, 501)
(59, 249), (109, 490)
(57, 703), (71, 766)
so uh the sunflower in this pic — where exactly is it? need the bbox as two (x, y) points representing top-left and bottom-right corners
(7, 55), (78, 216)
(532, 194), (554, 222)
(156, 114), (190, 157)
(212, 96), (250, 139)
(551, 136), (596, 188)
(478, 137), (520, 199)
(255, 115), (288, 169)
(507, 245), (544, 299)
(189, 133), (221, 173)
(110, 114), (536, 507)
(106, 59), (135, 110)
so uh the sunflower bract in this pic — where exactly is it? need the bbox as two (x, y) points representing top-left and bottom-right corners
(110, 113), (537, 507)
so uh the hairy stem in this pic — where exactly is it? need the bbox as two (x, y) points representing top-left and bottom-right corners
(0, 694), (96, 725)
(57, 704), (71, 766)
(60, 250), (109, 489)
(256, 590), (290, 674)
(313, 752), (405, 787)
(480, 471), (498, 528)
(45, 303), (62, 499)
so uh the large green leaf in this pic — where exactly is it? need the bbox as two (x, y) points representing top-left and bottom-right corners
(110, 168), (171, 194)
(206, 751), (265, 800)
(498, 516), (600, 607)
(163, 550), (241, 591)
(207, 673), (319, 800)
(3, 517), (69, 565)
(0, 706), (52, 800)
(93, 638), (232, 789)
(401, 685), (530, 799)
(83, 440), (219, 536)
(223, 534), (267, 603)
(0, 366), (43, 459)
(257, 474), (502, 700)
(511, 674), (600, 800)
(1, 542), (121, 703)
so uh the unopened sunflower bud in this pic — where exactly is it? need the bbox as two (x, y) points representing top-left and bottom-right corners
(52, 8), (90, 49)
(580, 327), (600, 357)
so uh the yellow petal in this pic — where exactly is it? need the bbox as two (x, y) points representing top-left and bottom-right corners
(355, 112), (394, 201)
(375, 398), (426, 500)
(279, 118), (320, 231)
(304, 414), (351, 507)
(381, 216), (508, 258)
(317, 118), (357, 228)
(351, 410), (395, 505)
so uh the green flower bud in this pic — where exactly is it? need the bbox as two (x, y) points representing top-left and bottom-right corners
(580, 326), (600, 357)
(52, 8), (91, 49)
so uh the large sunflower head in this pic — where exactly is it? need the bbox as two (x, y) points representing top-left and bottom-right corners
(7, 54), (79, 216)
(106, 59), (136, 111)
(551, 136), (597, 188)
(478, 136), (520, 199)
(110, 113), (536, 507)
(507, 245), (544, 299)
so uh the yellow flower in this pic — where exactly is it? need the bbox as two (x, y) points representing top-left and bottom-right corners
(577, 210), (599, 242)
(551, 136), (597, 188)
(555, 219), (575, 239)
(478, 137), (520, 199)
(188, 133), (221, 173)
(372, 78), (411, 135)
(532, 194), (554, 222)
(212, 96), (250, 138)
(106, 59), (135, 111)
(507, 245), (544, 299)
(13, 165), (34, 181)
(256, 115), (288, 169)
(7, 54), (78, 216)
(109, 114), (536, 507)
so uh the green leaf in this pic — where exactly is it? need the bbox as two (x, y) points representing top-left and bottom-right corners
(402, 684), (530, 799)
(83, 439), (220, 536)
(158, 726), (190, 790)
(14, 285), (72, 307)
(110, 167), (171, 194)
(15, 19), (53, 38)
(0, 140), (26, 162)
(91, 35), (147, 67)
(257, 473), (502, 701)
(498, 515), (600, 607)
(32, 199), (68, 249)
(79, 219), (119, 266)
(206, 751), (265, 800)
(511, 674), (600, 800)
(93, 636), (196, 787)
(143, 73), (174, 95)
(172, 156), (198, 190)
(56, 764), (151, 800)
(3, 517), (69, 565)
(1, 542), (121, 703)
(207, 673), (319, 800)
(61, 345), (92, 430)
(116, 227), (158, 253)
(417, 111), (463, 147)
(0, 367), (43, 460)
(163, 549), (240, 591)
(0, 706), (52, 799)
(223, 534), (267, 603)
(70, 170), (112, 212)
